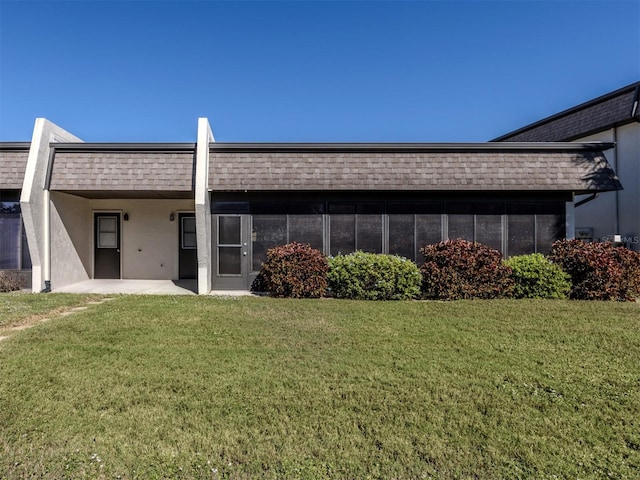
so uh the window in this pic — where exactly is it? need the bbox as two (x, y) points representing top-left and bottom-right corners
(97, 216), (118, 249)
(0, 193), (31, 270)
(181, 216), (197, 249)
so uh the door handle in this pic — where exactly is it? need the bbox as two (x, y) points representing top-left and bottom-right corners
(243, 252), (247, 256)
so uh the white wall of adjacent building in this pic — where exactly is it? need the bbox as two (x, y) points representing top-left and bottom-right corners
(573, 122), (640, 250)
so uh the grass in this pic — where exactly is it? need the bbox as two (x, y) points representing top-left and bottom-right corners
(0, 292), (101, 329)
(0, 294), (639, 479)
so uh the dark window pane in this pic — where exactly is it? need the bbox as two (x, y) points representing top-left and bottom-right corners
(97, 217), (118, 249)
(448, 215), (474, 241)
(508, 215), (535, 256)
(0, 213), (21, 269)
(357, 215), (383, 253)
(252, 202), (324, 214)
(475, 203), (505, 215)
(356, 203), (384, 214)
(476, 215), (503, 253)
(289, 215), (324, 251)
(218, 247), (241, 275)
(507, 204), (536, 215)
(182, 217), (197, 249)
(219, 216), (241, 245)
(212, 202), (250, 214)
(21, 223), (31, 269)
(389, 215), (415, 261)
(447, 202), (474, 214)
(330, 215), (355, 256)
(329, 203), (356, 214)
(536, 214), (564, 255)
(389, 203), (443, 214)
(252, 215), (287, 271)
(416, 214), (442, 260)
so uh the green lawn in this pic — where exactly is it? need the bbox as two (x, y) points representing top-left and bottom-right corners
(1, 295), (639, 479)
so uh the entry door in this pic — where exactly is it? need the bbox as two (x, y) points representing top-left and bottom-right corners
(179, 213), (197, 279)
(94, 213), (121, 279)
(212, 215), (250, 289)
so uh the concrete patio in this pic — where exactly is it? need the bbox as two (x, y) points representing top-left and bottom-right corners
(52, 279), (256, 296)
(53, 279), (198, 295)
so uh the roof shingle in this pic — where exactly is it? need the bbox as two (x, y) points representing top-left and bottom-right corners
(209, 146), (621, 194)
(0, 146), (29, 189)
(493, 82), (640, 142)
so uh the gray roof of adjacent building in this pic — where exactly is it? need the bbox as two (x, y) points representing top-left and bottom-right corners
(0, 143), (30, 189)
(492, 81), (640, 142)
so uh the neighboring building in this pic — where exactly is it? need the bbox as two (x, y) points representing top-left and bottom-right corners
(0, 118), (621, 293)
(494, 81), (640, 250)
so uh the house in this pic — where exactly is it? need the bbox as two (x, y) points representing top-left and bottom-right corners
(0, 117), (621, 293)
(494, 81), (640, 250)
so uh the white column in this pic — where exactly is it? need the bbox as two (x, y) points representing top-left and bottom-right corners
(195, 118), (214, 294)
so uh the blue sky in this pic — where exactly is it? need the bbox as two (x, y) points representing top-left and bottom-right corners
(0, 0), (638, 142)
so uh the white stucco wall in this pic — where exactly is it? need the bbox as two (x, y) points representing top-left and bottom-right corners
(50, 192), (92, 288)
(615, 123), (640, 248)
(573, 124), (640, 249)
(90, 199), (194, 280)
(21, 119), (83, 291)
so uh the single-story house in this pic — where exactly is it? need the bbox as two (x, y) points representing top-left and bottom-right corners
(0, 117), (622, 293)
(494, 81), (639, 249)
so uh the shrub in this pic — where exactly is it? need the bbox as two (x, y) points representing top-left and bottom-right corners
(0, 271), (25, 293)
(420, 239), (513, 300)
(258, 242), (328, 298)
(504, 253), (571, 299)
(549, 239), (640, 301)
(327, 252), (422, 300)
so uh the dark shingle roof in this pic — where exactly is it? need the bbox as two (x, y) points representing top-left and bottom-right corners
(209, 143), (621, 194)
(48, 144), (196, 197)
(0, 143), (30, 189)
(493, 82), (640, 142)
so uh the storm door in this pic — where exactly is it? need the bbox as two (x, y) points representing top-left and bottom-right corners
(179, 213), (197, 279)
(212, 215), (250, 289)
(94, 213), (121, 279)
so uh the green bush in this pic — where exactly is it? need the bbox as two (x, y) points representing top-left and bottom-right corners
(549, 239), (640, 301)
(327, 252), (422, 300)
(420, 239), (513, 300)
(0, 271), (25, 292)
(258, 242), (328, 298)
(504, 253), (571, 299)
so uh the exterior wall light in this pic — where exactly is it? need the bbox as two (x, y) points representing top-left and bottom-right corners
(169, 212), (175, 222)
(124, 213), (129, 221)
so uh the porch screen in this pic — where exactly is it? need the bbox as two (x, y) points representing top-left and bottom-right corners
(252, 215), (287, 272)
(289, 215), (323, 251)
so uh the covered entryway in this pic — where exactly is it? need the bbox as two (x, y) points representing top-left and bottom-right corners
(94, 212), (121, 279)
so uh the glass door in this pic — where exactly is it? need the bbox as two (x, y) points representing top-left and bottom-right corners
(212, 215), (250, 289)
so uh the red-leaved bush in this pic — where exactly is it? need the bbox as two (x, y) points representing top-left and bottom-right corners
(549, 239), (640, 301)
(420, 239), (513, 300)
(0, 271), (25, 292)
(258, 242), (328, 298)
